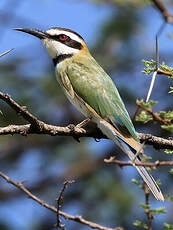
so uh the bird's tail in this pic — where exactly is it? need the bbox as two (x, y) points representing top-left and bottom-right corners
(97, 119), (164, 201)
(117, 138), (164, 201)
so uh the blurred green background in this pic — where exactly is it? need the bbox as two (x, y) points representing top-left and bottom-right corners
(0, 0), (172, 229)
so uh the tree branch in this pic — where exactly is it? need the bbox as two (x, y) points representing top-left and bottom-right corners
(56, 180), (74, 230)
(0, 170), (123, 230)
(0, 91), (173, 149)
(0, 124), (172, 149)
(136, 99), (171, 125)
(157, 69), (172, 77)
(151, 0), (173, 23)
(143, 183), (153, 230)
(0, 92), (43, 129)
(104, 157), (173, 168)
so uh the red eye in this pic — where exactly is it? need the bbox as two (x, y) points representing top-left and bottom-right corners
(59, 34), (68, 41)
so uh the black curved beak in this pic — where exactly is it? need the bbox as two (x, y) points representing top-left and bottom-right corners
(13, 28), (48, 39)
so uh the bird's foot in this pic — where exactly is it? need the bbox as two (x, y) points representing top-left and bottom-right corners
(75, 118), (91, 129)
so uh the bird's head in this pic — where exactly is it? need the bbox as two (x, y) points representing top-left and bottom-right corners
(14, 27), (89, 65)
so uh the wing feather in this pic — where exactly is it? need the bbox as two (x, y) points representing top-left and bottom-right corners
(63, 54), (138, 141)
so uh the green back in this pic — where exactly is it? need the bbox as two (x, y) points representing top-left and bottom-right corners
(59, 53), (138, 141)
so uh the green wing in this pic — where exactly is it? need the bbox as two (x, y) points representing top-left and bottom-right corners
(63, 54), (138, 141)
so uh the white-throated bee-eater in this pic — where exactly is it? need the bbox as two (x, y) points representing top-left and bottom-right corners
(14, 27), (164, 201)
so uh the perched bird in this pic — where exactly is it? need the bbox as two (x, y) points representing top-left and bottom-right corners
(14, 27), (164, 201)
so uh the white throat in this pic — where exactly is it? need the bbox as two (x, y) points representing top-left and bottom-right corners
(42, 38), (79, 58)
(42, 29), (81, 59)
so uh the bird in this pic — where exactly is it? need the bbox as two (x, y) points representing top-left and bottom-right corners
(14, 27), (164, 201)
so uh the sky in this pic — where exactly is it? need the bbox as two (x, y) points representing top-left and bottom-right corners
(0, 1), (173, 229)
(0, 0), (111, 50)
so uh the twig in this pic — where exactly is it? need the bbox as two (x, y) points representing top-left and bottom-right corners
(151, 0), (173, 23)
(157, 69), (172, 77)
(56, 180), (74, 230)
(104, 157), (173, 168)
(143, 184), (153, 230)
(0, 170), (123, 230)
(136, 99), (172, 125)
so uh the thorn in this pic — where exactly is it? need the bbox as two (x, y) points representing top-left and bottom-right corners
(0, 48), (14, 58)
(146, 71), (157, 103)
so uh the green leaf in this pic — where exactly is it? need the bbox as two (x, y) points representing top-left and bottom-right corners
(170, 168), (173, 175)
(142, 59), (156, 68)
(146, 167), (152, 172)
(133, 220), (148, 229)
(156, 179), (162, 186)
(161, 124), (173, 133)
(142, 59), (156, 75)
(169, 87), (173, 93)
(131, 178), (141, 186)
(144, 156), (152, 162)
(164, 223), (173, 230)
(165, 149), (173, 155)
(165, 194), (173, 202)
(138, 99), (158, 109)
(140, 203), (150, 212)
(159, 111), (173, 121)
(135, 111), (153, 124)
(150, 207), (166, 215)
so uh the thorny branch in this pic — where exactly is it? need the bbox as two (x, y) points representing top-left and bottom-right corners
(104, 157), (173, 168)
(0, 91), (173, 150)
(0, 171), (123, 230)
(136, 99), (172, 125)
(144, 0), (173, 104)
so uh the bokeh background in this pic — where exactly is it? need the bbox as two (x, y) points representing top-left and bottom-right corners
(0, 0), (172, 229)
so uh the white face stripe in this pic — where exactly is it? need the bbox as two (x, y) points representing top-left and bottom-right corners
(42, 38), (79, 58)
(41, 28), (82, 59)
(46, 28), (82, 44)
(42, 28), (82, 58)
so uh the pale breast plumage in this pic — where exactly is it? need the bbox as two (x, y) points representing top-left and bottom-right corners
(56, 64), (93, 118)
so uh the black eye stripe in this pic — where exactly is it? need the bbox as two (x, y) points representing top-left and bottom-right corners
(63, 38), (82, 50)
(48, 34), (82, 50)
